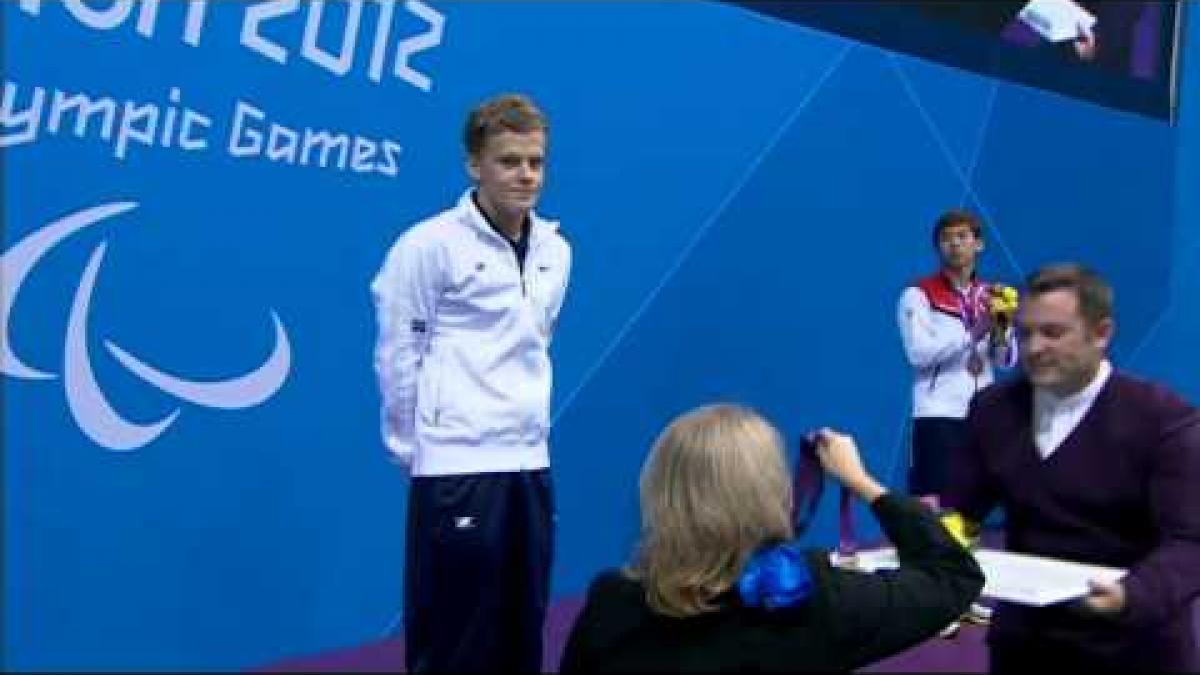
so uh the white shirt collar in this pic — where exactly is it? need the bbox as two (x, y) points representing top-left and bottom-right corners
(1031, 360), (1112, 458)
(1041, 360), (1111, 405)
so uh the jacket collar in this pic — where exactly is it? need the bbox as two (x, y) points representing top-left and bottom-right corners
(457, 188), (558, 250)
(938, 267), (979, 291)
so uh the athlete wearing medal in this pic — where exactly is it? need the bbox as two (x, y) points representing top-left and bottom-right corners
(897, 209), (1018, 511)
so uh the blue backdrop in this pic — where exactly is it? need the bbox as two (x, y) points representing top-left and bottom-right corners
(2, 1), (1194, 670)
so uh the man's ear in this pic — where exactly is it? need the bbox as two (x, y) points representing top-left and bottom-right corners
(1093, 317), (1115, 350)
(466, 154), (480, 182)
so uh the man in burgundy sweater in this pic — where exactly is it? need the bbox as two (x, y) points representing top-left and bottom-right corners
(943, 263), (1200, 672)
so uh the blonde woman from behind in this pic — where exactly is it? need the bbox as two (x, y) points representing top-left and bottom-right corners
(560, 404), (983, 673)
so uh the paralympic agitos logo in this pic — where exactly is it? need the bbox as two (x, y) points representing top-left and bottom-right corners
(2, 201), (291, 450)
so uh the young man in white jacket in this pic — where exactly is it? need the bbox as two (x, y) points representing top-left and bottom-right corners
(897, 209), (1016, 512)
(371, 94), (572, 673)
(896, 209), (1015, 635)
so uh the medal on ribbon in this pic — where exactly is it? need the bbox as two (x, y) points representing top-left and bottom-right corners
(967, 350), (985, 376)
(962, 283), (987, 377)
(794, 434), (859, 568)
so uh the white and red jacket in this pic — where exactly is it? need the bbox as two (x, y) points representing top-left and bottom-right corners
(897, 272), (1017, 419)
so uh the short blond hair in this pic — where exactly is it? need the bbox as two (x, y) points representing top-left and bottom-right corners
(1026, 263), (1113, 328)
(628, 404), (794, 617)
(463, 93), (547, 157)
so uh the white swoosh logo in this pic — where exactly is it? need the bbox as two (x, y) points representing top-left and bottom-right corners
(65, 243), (181, 451)
(2, 201), (291, 451)
(105, 313), (290, 409)
(1, 201), (137, 380)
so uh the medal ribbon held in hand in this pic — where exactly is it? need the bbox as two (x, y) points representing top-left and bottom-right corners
(794, 434), (857, 562)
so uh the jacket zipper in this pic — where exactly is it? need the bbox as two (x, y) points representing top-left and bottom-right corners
(484, 218), (541, 298)
(518, 231), (541, 299)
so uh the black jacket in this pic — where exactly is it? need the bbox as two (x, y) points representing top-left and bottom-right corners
(560, 494), (984, 673)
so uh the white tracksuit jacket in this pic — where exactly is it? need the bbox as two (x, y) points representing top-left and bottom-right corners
(371, 190), (572, 476)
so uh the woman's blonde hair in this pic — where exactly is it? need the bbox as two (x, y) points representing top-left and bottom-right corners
(627, 404), (794, 617)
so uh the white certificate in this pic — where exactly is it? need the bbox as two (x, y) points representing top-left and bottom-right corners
(1018, 0), (1098, 43)
(851, 547), (1127, 607)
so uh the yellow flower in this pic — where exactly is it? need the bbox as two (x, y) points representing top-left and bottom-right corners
(939, 511), (980, 549)
(989, 284), (1019, 315)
